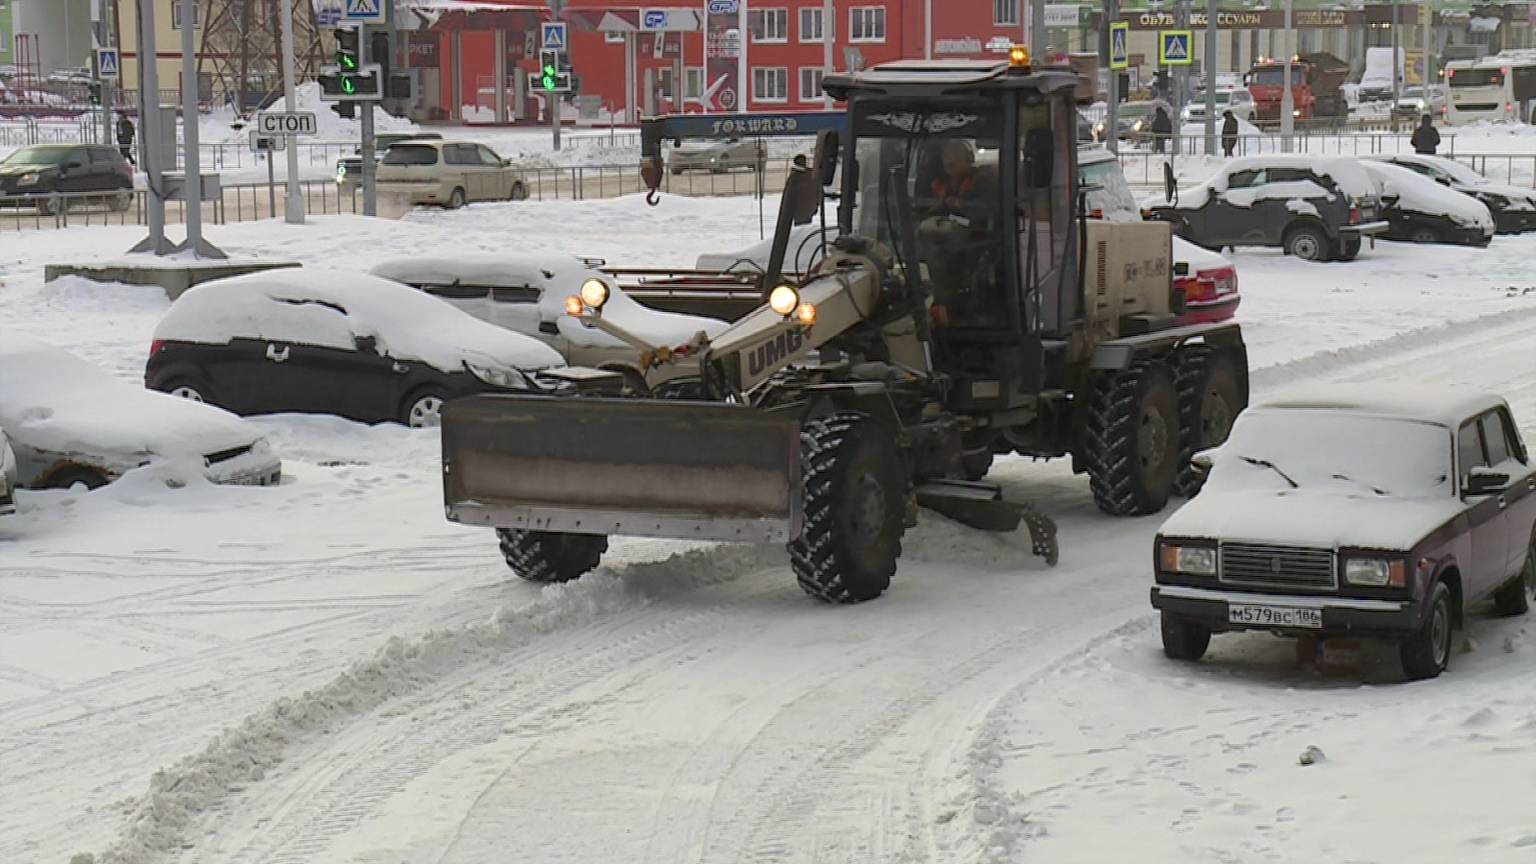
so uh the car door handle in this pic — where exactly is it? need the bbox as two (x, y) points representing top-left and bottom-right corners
(266, 344), (290, 363)
(392, 362), (409, 374)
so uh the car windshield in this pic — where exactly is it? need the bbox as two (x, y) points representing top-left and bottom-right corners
(1400, 88), (1424, 100)
(1249, 66), (1305, 86)
(1449, 67), (1502, 88)
(1207, 409), (1453, 498)
(1429, 157), (1486, 186)
(382, 144), (438, 166)
(1080, 157), (1138, 219)
(1, 146), (68, 166)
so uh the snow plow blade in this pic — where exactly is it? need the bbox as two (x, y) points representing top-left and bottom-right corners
(915, 480), (1060, 566)
(442, 395), (803, 544)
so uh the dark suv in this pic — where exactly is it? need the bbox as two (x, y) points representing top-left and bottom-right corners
(0, 144), (134, 214)
(1144, 155), (1389, 262)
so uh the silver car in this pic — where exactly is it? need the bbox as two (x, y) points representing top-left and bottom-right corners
(667, 139), (764, 174)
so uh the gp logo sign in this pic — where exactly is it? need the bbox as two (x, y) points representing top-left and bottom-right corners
(644, 10), (668, 29)
(708, 0), (739, 15)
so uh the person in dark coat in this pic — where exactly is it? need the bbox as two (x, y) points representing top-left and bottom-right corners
(1220, 110), (1239, 158)
(116, 113), (136, 166)
(1411, 113), (1441, 155)
(1151, 105), (1173, 154)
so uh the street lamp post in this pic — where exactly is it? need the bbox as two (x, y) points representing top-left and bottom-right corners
(1280, 0), (1294, 152)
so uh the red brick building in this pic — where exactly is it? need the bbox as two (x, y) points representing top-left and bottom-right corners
(407, 0), (1033, 122)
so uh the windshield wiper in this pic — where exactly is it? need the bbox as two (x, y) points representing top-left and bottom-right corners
(1240, 455), (1299, 489)
(1329, 473), (1390, 496)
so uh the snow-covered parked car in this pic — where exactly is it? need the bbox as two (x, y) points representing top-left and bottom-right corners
(0, 427), (17, 515)
(0, 336), (281, 490)
(667, 139), (763, 174)
(1143, 155), (1389, 262)
(1151, 385), (1536, 680)
(146, 269), (564, 428)
(1360, 159), (1495, 246)
(1367, 153), (1536, 234)
(370, 255), (728, 393)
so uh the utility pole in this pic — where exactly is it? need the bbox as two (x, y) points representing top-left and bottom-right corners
(94, 0), (110, 146)
(280, 0), (304, 224)
(1171, 0), (1189, 156)
(360, 22), (377, 216)
(129, 0), (171, 255)
(1280, 0), (1294, 151)
(1105, 0), (1119, 156)
(1421, 0), (1432, 97)
(1031, 0), (1047, 59)
(924, 0), (932, 60)
(824, 0), (836, 108)
(1204, 0), (1217, 156)
(177, 0), (222, 257)
(551, 0), (564, 150)
(1391, 0), (1401, 106)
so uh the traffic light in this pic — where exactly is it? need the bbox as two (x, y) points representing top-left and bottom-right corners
(537, 48), (572, 93)
(335, 27), (360, 77)
(370, 31), (391, 84)
(88, 81), (102, 105)
(317, 27), (380, 100)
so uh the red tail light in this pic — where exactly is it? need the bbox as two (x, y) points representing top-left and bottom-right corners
(1349, 207), (1360, 224)
(149, 339), (165, 357)
(1188, 266), (1238, 303)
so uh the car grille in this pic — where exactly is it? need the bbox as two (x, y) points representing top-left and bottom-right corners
(205, 444), (253, 466)
(1220, 543), (1336, 590)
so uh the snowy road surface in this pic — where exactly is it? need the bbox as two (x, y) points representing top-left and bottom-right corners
(1, 194), (1535, 864)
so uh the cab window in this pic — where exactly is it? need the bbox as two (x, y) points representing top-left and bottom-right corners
(1480, 411), (1512, 466)
(476, 145), (503, 167)
(443, 144), (479, 166)
(383, 144), (438, 166)
(1459, 420), (1487, 486)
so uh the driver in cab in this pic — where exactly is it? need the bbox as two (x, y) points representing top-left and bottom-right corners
(921, 140), (997, 327)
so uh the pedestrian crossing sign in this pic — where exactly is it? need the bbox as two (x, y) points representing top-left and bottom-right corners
(1110, 22), (1129, 71)
(343, 0), (385, 23)
(96, 48), (120, 80)
(542, 23), (568, 51)
(1159, 30), (1192, 66)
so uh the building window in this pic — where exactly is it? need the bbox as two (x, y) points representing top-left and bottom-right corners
(994, 0), (1020, 26)
(171, 3), (200, 29)
(604, 31), (625, 44)
(686, 67), (704, 100)
(800, 67), (826, 102)
(752, 67), (789, 102)
(799, 7), (828, 43)
(749, 8), (789, 43)
(850, 8), (886, 43)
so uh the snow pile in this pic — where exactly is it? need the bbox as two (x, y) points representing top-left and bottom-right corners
(204, 82), (417, 144)
(0, 335), (262, 469)
(1144, 155), (1375, 210)
(370, 254), (729, 350)
(79, 540), (787, 864)
(154, 268), (564, 373)
(1362, 160), (1495, 231)
(1224, 179), (1333, 208)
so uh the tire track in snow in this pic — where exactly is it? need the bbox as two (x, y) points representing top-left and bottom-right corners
(82, 544), (787, 864)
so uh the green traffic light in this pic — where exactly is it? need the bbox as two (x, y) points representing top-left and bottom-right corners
(342, 77), (356, 95)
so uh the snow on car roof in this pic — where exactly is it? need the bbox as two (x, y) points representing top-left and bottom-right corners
(155, 268), (563, 373)
(1359, 160), (1494, 231)
(1216, 155), (1377, 198)
(369, 255), (727, 349)
(0, 335), (260, 460)
(1252, 384), (1505, 429)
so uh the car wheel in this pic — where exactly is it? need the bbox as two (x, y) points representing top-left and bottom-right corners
(1336, 235), (1362, 261)
(403, 390), (448, 428)
(42, 464), (109, 491)
(1410, 226), (1442, 244)
(446, 187), (466, 209)
(109, 190), (132, 212)
(1160, 612), (1211, 660)
(1400, 580), (1453, 680)
(161, 377), (216, 405)
(508, 181), (528, 201)
(1494, 533), (1536, 615)
(1283, 223), (1331, 262)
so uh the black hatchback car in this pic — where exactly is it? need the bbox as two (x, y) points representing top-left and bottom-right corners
(0, 144), (134, 214)
(1144, 155), (1389, 262)
(146, 269), (564, 428)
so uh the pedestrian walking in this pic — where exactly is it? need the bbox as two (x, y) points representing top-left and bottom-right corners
(116, 113), (136, 166)
(1411, 113), (1440, 155)
(1221, 109), (1239, 158)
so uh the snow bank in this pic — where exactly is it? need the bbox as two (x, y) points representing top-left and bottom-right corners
(203, 82), (417, 145)
(0, 335), (261, 467)
(1362, 160), (1495, 230)
(154, 268), (564, 373)
(80, 540), (788, 864)
(369, 254), (728, 350)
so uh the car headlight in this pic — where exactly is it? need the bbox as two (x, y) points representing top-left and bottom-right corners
(579, 278), (610, 310)
(769, 283), (800, 316)
(1483, 193), (1509, 208)
(468, 363), (527, 389)
(1159, 542), (1216, 577)
(17, 172), (39, 186)
(1344, 558), (1406, 587)
(1133, 120), (1144, 132)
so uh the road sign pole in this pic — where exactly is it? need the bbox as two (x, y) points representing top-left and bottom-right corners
(281, 0), (305, 223)
(96, 0), (110, 146)
(1281, 0), (1294, 151)
(1107, 7), (1123, 156)
(129, 0), (172, 255)
(1205, 0), (1217, 157)
(177, 0), (224, 258)
(268, 149), (277, 216)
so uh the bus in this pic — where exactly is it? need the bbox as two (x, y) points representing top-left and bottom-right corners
(1445, 50), (1536, 125)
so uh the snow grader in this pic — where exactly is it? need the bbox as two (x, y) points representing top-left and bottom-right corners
(440, 56), (1249, 604)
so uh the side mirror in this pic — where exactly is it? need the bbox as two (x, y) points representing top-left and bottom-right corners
(784, 164), (823, 226)
(813, 129), (840, 187)
(1464, 467), (1509, 496)
(1163, 161), (1177, 205)
(1023, 128), (1054, 189)
(354, 333), (378, 354)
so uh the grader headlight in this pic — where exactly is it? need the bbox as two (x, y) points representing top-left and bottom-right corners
(796, 302), (818, 326)
(769, 283), (800, 317)
(563, 295), (585, 317)
(579, 278), (611, 310)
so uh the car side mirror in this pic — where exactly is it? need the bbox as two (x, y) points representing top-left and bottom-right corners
(354, 333), (378, 354)
(1163, 161), (1177, 205)
(1464, 467), (1509, 496)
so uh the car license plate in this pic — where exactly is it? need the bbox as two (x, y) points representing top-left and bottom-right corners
(1228, 603), (1322, 629)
